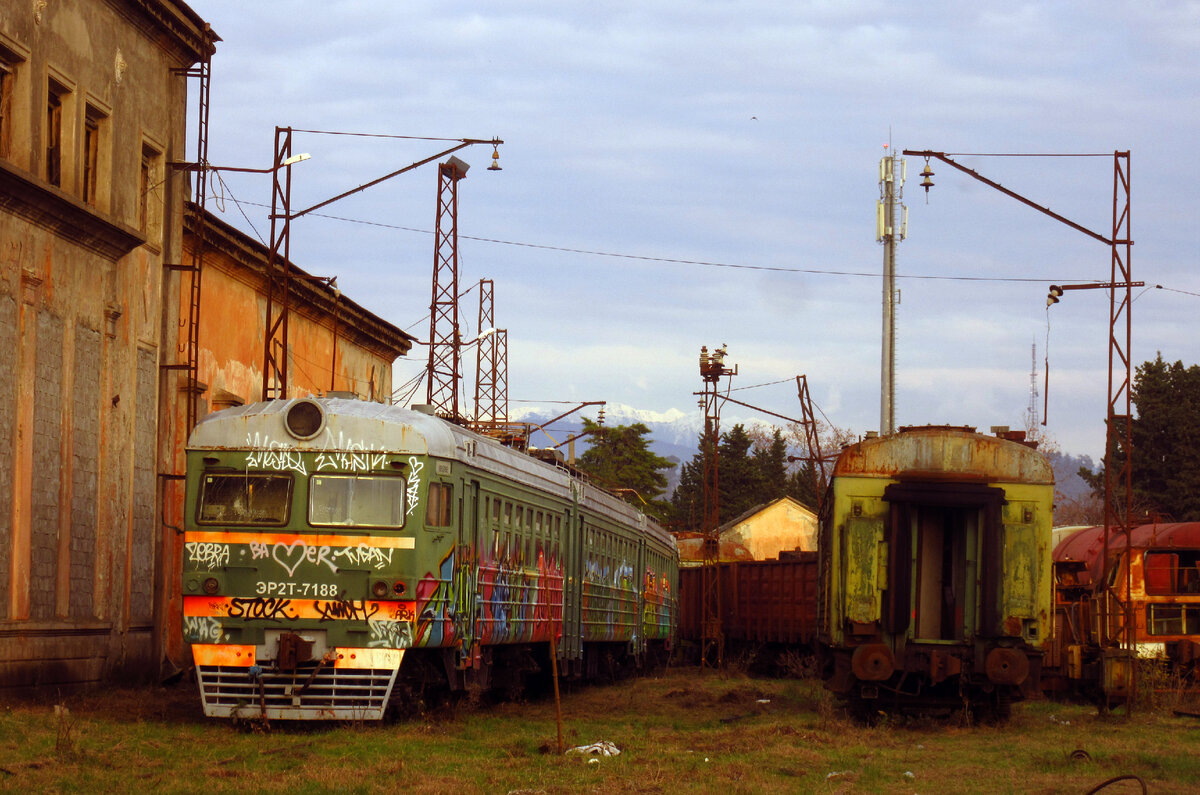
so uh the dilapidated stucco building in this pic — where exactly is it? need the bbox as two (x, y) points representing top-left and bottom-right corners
(0, 0), (414, 689)
(0, 0), (215, 688)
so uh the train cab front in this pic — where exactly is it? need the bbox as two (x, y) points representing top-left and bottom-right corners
(181, 398), (427, 721)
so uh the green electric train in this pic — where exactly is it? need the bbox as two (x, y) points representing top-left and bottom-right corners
(182, 397), (678, 720)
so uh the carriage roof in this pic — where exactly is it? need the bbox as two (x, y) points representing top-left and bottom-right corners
(189, 397), (675, 548)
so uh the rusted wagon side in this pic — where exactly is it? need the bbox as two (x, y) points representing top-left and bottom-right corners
(1045, 522), (1200, 703)
(678, 554), (818, 649)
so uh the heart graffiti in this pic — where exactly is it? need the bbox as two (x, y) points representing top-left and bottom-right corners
(272, 540), (307, 577)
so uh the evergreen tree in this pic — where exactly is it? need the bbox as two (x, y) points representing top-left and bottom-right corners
(717, 424), (764, 521)
(1079, 353), (1200, 521)
(576, 418), (675, 520)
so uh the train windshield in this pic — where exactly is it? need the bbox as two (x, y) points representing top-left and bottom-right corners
(309, 474), (406, 528)
(198, 473), (292, 525)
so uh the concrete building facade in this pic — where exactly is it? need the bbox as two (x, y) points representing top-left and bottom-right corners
(1, 1), (414, 688)
(0, 0), (214, 687)
(720, 496), (818, 561)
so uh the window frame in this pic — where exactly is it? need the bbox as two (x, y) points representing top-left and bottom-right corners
(196, 472), (294, 527)
(307, 472), (407, 530)
(425, 481), (454, 528)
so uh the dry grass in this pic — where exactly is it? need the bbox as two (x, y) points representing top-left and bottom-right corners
(1, 667), (1198, 793)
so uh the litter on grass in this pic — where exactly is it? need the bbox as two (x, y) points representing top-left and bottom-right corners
(567, 741), (621, 757)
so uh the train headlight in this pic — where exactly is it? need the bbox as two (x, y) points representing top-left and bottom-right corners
(393, 581), (406, 595)
(285, 398), (326, 440)
(371, 580), (389, 598)
(202, 577), (220, 595)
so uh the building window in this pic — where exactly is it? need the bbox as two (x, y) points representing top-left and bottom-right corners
(0, 38), (27, 163)
(82, 104), (106, 206)
(140, 141), (163, 237)
(46, 79), (66, 186)
(0, 62), (12, 159)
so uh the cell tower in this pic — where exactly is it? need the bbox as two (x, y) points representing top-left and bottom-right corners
(877, 149), (907, 435)
(1025, 340), (1040, 437)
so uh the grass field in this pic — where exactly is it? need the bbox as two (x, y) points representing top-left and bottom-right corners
(1, 666), (1198, 794)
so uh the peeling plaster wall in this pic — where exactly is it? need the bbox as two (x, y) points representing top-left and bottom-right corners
(0, 0), (211, 689)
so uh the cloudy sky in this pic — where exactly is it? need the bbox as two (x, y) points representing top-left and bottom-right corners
(192, 1), (1199, 460)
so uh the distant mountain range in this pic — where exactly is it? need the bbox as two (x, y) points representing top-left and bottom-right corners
(515, 402), (1098, 501)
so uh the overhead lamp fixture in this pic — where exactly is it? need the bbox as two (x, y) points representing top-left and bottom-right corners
(282, 152), (311, 167)
(488, 143), (502, 171)
(444, 155), (470, 178)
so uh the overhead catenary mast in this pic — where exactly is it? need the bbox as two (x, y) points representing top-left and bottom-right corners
(876, 147), (907, 435)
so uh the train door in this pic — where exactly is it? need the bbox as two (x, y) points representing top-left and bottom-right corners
(562, 494), (583, 663)
(883, 482), (1004, 643)
(455, 480), (481, 666)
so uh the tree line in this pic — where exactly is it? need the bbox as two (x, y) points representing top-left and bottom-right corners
(575, 417), (829, 529)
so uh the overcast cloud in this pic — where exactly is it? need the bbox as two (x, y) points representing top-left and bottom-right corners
(194, 1), (1200, 459)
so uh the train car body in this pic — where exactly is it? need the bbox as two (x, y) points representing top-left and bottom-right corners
(1045, 522), (1200, 702)
(678, 555), (818, 663)
(819, 426), (1055, 719)
(181, 397), (677, 720)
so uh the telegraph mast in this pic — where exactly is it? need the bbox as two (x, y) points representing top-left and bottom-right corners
(877, 148), (907, 435)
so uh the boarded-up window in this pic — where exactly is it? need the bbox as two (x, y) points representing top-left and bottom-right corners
(31, 311), (63, 619)
(69, 325), (100, 618)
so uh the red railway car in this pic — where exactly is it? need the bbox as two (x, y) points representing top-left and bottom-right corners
(678, 554), (818, 665)
(1045, 522), (1200, 703)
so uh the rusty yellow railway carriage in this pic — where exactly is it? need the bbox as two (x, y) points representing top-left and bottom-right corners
(819, 426), (1055, 720)
(182, 397), (678, 720)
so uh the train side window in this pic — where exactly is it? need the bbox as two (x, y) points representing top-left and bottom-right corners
(504, 502), (512, 527)
(1145, 552), (1177, 594)
(1146, 550), (1200, 594)
(491, 497), (501, 527)
(515, 505), (524, 530)
(426, 482), (453, 527)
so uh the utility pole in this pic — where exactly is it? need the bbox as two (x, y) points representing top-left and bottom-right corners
(908, 148), (1138, 708)
(1025, 340), (1039, 438)
(877, 151), (906, 435)
(698, 344), (735, 669)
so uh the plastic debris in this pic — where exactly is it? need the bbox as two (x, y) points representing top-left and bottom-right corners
(904, 771), (915, 779)
(826, 771), (851, 780)
(756, 699), (771, 704)
(567, 741), (621, 757)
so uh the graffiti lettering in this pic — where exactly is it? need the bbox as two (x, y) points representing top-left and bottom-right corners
(315, 450), (388, 472)
(314, 597), (380, 623)
(333, 544), (394, 570)
(367, 618), (413, 649)
(227, 596), (298, 622)
(249, 542), (269, 560)
(185, 541), (229, 571)
(271, 540), (338, 577)
(388, 603), (415, 622)
(405, 457), (424, 517)
(184, 615), (223, 642)
(245, 447), (307, 475)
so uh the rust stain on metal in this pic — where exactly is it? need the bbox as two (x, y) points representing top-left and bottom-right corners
(833, 426), (1054, 484)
